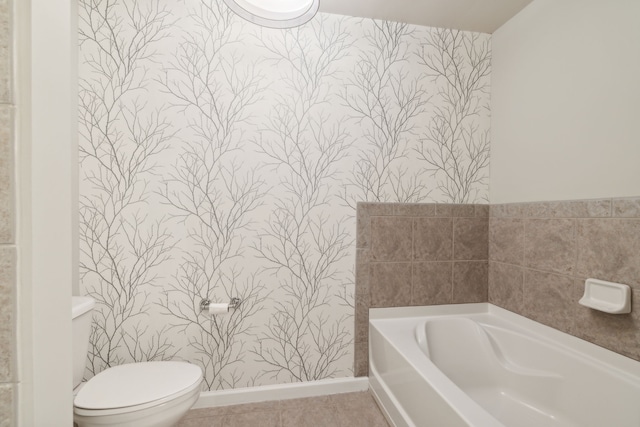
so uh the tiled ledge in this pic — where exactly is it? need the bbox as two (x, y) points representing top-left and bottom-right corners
(357, 202), (488, 250)
(490, 197), (640, 218)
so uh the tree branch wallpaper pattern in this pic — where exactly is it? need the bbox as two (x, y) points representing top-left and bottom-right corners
(79, 0), (491, 390)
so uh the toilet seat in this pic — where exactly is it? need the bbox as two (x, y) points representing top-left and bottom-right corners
(74, 361), (202, 417)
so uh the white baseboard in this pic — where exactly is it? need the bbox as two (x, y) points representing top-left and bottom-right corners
(193, 377), (369, 409)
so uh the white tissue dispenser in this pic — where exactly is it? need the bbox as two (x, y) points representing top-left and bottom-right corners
(579, 278), (631, 314)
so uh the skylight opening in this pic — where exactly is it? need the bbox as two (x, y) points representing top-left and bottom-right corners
(222, 0), (320, 28)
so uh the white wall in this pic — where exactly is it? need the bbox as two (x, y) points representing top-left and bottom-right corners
(490, 0), (640, 203)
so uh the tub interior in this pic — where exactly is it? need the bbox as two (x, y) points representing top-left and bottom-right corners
(370, 303), (640, 427)
(419, 317), (567, 426)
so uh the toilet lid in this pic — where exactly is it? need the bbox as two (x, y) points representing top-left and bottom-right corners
(75, 361), (202, 410)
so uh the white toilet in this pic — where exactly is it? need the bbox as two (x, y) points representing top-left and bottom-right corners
(72, 296), (203, 427)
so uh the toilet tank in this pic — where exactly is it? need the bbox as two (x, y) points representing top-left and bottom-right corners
(72, 296), (95, 388)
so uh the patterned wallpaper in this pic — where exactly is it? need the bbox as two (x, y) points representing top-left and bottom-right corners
(78, 0), (491, 390)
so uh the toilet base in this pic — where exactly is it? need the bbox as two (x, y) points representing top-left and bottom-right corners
(74, 383), (200, 427)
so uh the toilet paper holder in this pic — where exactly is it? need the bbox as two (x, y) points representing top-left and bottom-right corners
(200, 297), (241, 312)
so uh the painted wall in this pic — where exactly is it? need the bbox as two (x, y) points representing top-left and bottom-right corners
(78, 0), (491, 390)
(490, 0), (640, 204)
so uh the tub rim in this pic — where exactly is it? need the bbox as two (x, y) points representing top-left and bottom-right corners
(370, 302), (640, 379)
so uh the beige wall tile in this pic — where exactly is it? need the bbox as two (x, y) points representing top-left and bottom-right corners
(524, 218), (576, 275)
(492, 203), (529, 218)
(413, 217), (452, 261)
(489, 204), (508, 218)
(474, 204), (490, 218)
(613, 197), (640, 218)
(0, 383), (13, 427)
(489, 218), (524, 265)
(488, 262), (524, 313)
(0, 0), (11, 103)
(353, 341), (368, 377)
(521, 202), (550, 218)
(453, 217), (488, 260)
(574, 288), (640, 361)
(355, 249), (370, 296)
(548, 199), (611, 218)
(501, 203), (525, 217)
(358, 203), (395, 217)
(412, 262), (452, 305)
(393, 203), (435, 217)
(522, 270), (578, 335)
(453, 261), (488, 303)
(0, 1), (14, 423)
(434, 203), (453, 217)
(354, 293), (369, 346)
(0, 245), (15, 382)
(576, 219), (640, 289)
(369, 262), (412, 307)
(450, 204), (475, 217)
(370, 217), (412, 261)
(583, 199), (612, 217)
(356, 205), (370, 249)
(435, 204), (474, 217)
(357, 203), (397, 249)
(0, 106), (14, 244)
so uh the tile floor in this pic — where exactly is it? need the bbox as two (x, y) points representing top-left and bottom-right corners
(177, 391), (392, 427)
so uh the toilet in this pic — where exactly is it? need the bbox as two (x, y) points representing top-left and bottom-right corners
(72, 296), (203, 427)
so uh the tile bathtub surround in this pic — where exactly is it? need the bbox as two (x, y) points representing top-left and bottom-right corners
(489, 197), (640, 361)
(178, 392), (391, 427)
(355, 202), (489, 376)
(357, 197), (640, 378)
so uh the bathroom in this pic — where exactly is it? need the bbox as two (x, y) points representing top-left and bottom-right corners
(2, 0), (640, 425)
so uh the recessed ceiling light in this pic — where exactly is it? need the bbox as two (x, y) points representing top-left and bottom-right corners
(221, 0), (320, 28)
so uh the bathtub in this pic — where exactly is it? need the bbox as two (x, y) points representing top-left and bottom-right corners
(369, 303), (640, 427)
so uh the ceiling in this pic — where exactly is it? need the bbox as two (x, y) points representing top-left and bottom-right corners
(318, 0), (534, 34)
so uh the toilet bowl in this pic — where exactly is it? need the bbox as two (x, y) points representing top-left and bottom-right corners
(72, 297), (202, 427)
(73, 361), (202, 427)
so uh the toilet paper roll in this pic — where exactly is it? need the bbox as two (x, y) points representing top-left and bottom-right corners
(208, 303), (230, 316)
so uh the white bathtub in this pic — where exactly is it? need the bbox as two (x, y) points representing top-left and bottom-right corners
(369, 303), (640, 427)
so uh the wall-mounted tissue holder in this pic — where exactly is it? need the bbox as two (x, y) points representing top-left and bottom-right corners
(200, 297), (241, 315)
(579, 278), (631, 314)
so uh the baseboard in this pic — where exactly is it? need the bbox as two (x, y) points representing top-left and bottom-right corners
(193, 377), (369, 409)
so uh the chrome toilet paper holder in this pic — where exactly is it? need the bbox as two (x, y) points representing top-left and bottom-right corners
(200, 297), (241, 312)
